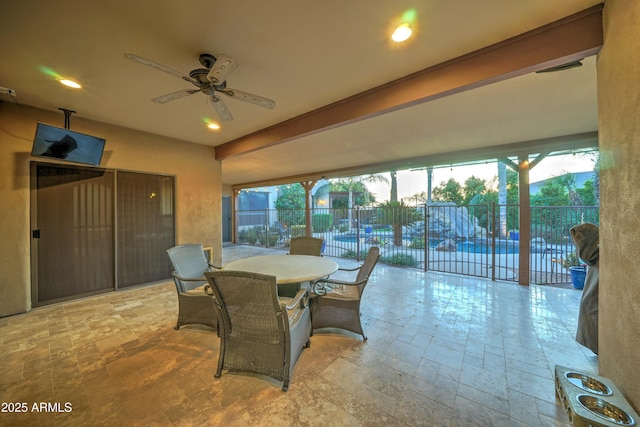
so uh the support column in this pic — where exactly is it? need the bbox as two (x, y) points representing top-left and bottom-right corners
(427, 167), (433, 203)
(232, 189), (240, 243)
(300, 180), (317, 237)
(517, 156), (531, 285)
(502, 152), (547, 286)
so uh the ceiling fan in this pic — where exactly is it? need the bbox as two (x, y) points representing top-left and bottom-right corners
(124, 53), (275, 122)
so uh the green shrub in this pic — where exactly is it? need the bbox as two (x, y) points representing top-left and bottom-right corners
(238, 226), (279, 246)
(338, 224), (349, 233)
(238, 227), (260, 244)
(341, 249), (358, 259)
(278, 210), (305, 226)
(561, 250), (583, 269)
(410, 236), (426, 249)
(312, 213), (332, 233)
(380, 253), (417, 267)
(290, 225), (306, 238)
(257, 231), (279, 247)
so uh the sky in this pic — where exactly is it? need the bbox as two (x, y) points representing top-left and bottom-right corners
(367, 152), (596, 203)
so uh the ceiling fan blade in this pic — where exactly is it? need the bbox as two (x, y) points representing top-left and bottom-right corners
(151, 89), (199, 104)
(210, 95), (234, 122)
(220, 88), (276, 109)
(206, 54), (238, 85)
(124, 53), (196, 85)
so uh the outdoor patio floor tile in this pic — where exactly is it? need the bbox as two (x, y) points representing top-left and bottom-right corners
(0, 244), (596, 426)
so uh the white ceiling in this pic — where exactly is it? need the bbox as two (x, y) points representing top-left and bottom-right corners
(0, 0), (601, 187)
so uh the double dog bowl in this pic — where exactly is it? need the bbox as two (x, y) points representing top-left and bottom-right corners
(555, 365), (638, 427)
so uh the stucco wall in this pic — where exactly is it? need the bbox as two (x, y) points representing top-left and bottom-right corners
(598, 0), (640, 409)
(0, 102), (222, 317)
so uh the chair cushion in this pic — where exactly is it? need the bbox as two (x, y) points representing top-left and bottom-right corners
(184, 284), (209, 296)
(323, 285), (359, 301)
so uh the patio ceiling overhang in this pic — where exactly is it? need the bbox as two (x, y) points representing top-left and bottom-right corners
(225, 5), (602, 191)
(231, 131), (599, 191)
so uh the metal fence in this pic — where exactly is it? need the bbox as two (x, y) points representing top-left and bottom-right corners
(235, 204), (599, 285)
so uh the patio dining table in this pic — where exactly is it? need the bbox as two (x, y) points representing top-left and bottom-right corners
(223, 254), (338, 297)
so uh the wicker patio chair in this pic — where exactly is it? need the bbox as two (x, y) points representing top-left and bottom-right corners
(289, 236), (324, 256)
(310, 246), (379, 341)
(167, 244), (220, 331)
(282, 236), (326, 297)
(204, 270), (311, 392)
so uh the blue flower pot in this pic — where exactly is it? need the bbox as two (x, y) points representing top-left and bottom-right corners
(569, 266), (586, 290)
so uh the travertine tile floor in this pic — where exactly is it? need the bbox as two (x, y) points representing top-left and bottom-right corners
(0, 245), (598, 426)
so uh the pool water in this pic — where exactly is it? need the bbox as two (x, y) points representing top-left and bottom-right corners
(333, 234), (521, 254)
(456, 240), (518, 254)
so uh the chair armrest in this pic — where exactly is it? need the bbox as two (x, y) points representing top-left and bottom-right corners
(315, 277), (367, 287)
(172, 272), (206, 282)
(312, 277), (368, 295)
(208, 262), (223, 270)
(337, 265), (362, 272)
(281, 289), (308, 309)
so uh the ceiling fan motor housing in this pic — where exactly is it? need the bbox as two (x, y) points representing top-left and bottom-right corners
(189, 68), (227, 92)
(199, 53), (217, 69)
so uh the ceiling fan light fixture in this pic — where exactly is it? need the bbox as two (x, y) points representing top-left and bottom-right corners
(392, 23), (412, 42)
(59, 79), (82, 89)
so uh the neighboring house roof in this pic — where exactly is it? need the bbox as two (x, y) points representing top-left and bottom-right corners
(529, 171), (595, 194)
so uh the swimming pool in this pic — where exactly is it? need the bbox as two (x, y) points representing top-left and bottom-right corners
(456, 240), (518, 254)
(333, 234), (522, 254)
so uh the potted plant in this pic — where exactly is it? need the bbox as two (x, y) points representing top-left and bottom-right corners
(561, 251), (586, 290)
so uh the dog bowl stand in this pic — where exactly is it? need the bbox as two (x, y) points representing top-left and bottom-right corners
(555, 365), (638, 427)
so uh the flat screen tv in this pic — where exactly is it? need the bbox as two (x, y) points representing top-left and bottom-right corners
(31, 122), (106, 167)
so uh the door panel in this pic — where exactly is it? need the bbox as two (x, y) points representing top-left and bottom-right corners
(34, 164), (115, 303)
(222, 196), (231, 242)
(117, 171), (175, 287)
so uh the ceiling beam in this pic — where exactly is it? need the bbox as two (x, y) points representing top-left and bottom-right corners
(231, 131), (598, 190)
(217, 4), (603, 161)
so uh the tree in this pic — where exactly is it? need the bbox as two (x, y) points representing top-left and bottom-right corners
(531, 175), (573, 207)
(390, 170), (398, 202)
(324, 174), (388, 229)
(505, 168), (519, 203)
(591, 152), (600, 204)
(274, 184), (305, 209)
(375, 201), (423, 246)
(469, 168), (519, 232)
(274, 184), (305, 225)
(432, 178), (463, 205)
(532, 179), (569, 207)
(462, 175), (487, 205)
(577, 180), (597, 206)
(403, 191), (427, 206)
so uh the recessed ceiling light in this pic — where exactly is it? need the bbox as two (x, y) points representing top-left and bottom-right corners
(207, 123), (220, 130)
(392, 23), (412, 42)
(59, 79), (81, 89)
